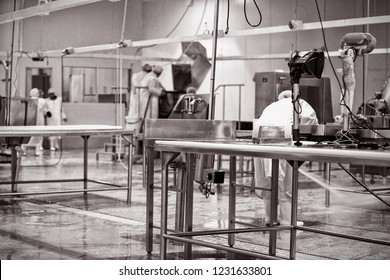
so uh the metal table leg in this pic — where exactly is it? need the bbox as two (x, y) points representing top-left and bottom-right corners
(160, 152), (169, 260)
(269, 159), (279, 256)
(82, 136), (90, 192)
(289, 160), (299, 259)
(145, 144), (155, 254)
(175, 163), (186, 232)
(184, 153), (195, 259)
(324, 162), (331, 207)
(228, 156), (236, 247)
(121, 134), (133, 205)
(10, 146), (18, 193)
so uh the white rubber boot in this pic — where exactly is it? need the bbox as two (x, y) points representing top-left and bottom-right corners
(263, 198), (281, 226)
(263, 197), (271, 226)
(49, 138), (56, 151)
(280, 200), (304, 226)
(34, 145), (41, 156)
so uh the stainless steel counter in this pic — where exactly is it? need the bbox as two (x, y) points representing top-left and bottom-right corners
(0, 125), (134, 204)
(155, 140), (390, 167)
(154, 139), (390, 260)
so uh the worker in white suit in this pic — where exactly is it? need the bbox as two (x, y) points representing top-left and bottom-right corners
(139, 65), (166, 120)
(127, 64), (152, 131)
(253, 90), (318, 227)
(22, 88), (46, 156)
(44, 88), (67, 151)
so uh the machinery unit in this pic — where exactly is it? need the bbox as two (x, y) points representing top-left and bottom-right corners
(253, 72), (290, 118)
(253, 72), (333, 123)
(0, 97), (38, 145)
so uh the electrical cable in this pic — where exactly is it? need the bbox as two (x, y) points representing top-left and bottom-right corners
(365, 97), (376, 111)
(110, 0), (116, 44)
(124, 1), (200, 169)
(13, 54), (20, 97)
(225, 0), (230, 34)
(196, 0), (209, 35)
(120, 0), (128, 43)
(314, 0), (343, 94)
(125, 0), (209, 142)
(129, 0), (196, 71)
(21, 139), (63, 168)
(117, 0), (131, 171)
(117, 48), (124, 165)
(338, 163), (390, 208)
(292, 92), (303, 115)
(244, 0), (262, 27)
(314, 0), (387, 140)
(180, 0), (209, 64)
(6, 0), (18, 126)
(165, 2), (192, 38)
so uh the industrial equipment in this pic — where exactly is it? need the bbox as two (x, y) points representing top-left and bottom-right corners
(167, 93), (224, 197)
(143, 118), (235, 253)
(288, 50), (325, 145)
(340, 32), (377, 56)
(253, 72), (333, 123)
(252, 126), (290, 145)
(339, 32), (376, 131)
(168, 93), (209, 119)
(0, 97), (38, 146)
(357, 77), (390, 129)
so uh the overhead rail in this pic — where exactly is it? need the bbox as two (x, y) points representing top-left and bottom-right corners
(0, 0), (104, 25)
(33, 15), (390, 57)
(1, 48), (390, 62)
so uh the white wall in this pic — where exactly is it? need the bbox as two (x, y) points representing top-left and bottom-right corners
(1, 0), (390, 123)
(142, 0), (390, 121)
(0, 0), (143, 98)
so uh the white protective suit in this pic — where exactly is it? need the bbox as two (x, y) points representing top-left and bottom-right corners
(139, 67), (165, 120)
(253, 90), (318, 225)
(22, 88), (46, 155)
(44, 93), (67, 150)
(127, 65), (152, 131)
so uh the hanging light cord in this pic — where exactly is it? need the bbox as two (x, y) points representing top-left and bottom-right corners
(244, 0), (262, 27)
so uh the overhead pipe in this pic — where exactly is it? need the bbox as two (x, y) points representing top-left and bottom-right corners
(22, 12), (389, 58)
(0, 0), (104, 25)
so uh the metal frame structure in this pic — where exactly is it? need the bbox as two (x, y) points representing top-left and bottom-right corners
(0, 124), (134, 204)
(154, 140), (390, 260)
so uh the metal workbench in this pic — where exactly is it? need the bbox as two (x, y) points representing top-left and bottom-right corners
(0, 125), (134, 204)
(154, 140), (390, 259)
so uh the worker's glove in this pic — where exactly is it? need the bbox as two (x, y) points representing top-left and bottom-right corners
(46, 111), (52, 118)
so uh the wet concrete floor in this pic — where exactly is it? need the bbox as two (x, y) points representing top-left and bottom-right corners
(1, 148), (390, 260)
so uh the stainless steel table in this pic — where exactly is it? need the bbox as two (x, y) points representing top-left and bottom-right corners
(154, 140), (390, 259)
(0, 125), (134, 204)
(143, 119), (237, 254)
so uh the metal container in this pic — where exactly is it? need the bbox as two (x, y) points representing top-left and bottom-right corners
(144, 119), (236, 141)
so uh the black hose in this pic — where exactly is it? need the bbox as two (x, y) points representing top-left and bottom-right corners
(338, 163), (390, 208)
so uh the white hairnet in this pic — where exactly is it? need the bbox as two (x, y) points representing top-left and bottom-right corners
(153, 65), (163, 75)
(186, 87), (197, 94)
(278, 90), (292, 100)
(30, 88), (40, 98)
